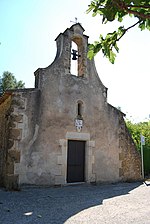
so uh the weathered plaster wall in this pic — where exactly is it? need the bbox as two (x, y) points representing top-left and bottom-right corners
(20, 69), (141, 185)
(10, 89), (40, 187)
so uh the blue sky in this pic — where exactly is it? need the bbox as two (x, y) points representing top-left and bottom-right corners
(0, 0), (150, 122)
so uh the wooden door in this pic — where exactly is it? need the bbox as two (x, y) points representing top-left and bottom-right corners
(67, 140), (85, 183)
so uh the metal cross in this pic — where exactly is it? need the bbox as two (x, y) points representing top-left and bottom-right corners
(70, 17), (78, 24)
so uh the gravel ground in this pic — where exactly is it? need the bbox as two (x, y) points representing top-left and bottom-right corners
(0, 181), (150, 224)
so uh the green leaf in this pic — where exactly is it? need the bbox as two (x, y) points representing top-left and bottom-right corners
(109, 50), (116, 64)
(87, 49), (94, 60)
(146, 19), (150, 30)
(139, 21), (146, 30)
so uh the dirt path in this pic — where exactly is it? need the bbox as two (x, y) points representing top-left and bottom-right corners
(0, 182), (150, 224)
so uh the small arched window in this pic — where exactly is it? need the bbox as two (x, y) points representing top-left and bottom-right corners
(77, 100), (83, 119)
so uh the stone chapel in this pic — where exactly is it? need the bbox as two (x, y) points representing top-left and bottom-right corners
(0, 23), (141, 189)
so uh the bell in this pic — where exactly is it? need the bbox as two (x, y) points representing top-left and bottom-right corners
(72, 49), (78, 60)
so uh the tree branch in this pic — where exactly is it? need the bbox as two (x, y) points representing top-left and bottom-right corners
(117, 20), (142, 42)
(127, 5), (150, 9)
(125, 8), (150, 19)
(112, 0), (150, 19)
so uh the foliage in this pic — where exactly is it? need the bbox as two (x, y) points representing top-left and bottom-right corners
(126, 119), (150, 175)
(87, 0), (150, 63)
(126, 119), (150, 149)
(1, 71), (25, 92)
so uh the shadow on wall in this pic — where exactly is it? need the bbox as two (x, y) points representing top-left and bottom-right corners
(0, 182), (142, 224)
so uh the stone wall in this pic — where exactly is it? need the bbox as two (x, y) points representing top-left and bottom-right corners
(118, 113), (141, 181)
(0, 93), (12, 187)
(10, 89), (40, 187)
(5, 91), (26, 190)
(105, 104), (141, 182)
(0, 89), (40, 190)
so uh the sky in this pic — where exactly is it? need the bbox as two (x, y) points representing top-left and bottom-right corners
(0, 0), (150, 122)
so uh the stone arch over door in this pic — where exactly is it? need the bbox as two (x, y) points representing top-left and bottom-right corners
(56, 132), (96, 185)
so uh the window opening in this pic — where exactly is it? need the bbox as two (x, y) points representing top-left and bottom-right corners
(78, 103), (82, 117)
(77, 101), (83, 119)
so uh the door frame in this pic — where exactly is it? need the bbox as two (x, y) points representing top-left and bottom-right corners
(56, 132), (96, 185)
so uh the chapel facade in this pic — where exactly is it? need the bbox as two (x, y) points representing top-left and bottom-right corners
(0, 24), (141, 189)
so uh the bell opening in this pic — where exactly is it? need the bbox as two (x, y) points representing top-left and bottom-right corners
(71, 41), (78, 76)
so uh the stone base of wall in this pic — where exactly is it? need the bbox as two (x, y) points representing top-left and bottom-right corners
(5, 174), (19, 191)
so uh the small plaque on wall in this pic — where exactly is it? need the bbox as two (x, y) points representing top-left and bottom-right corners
(75, 119), (83, 132)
